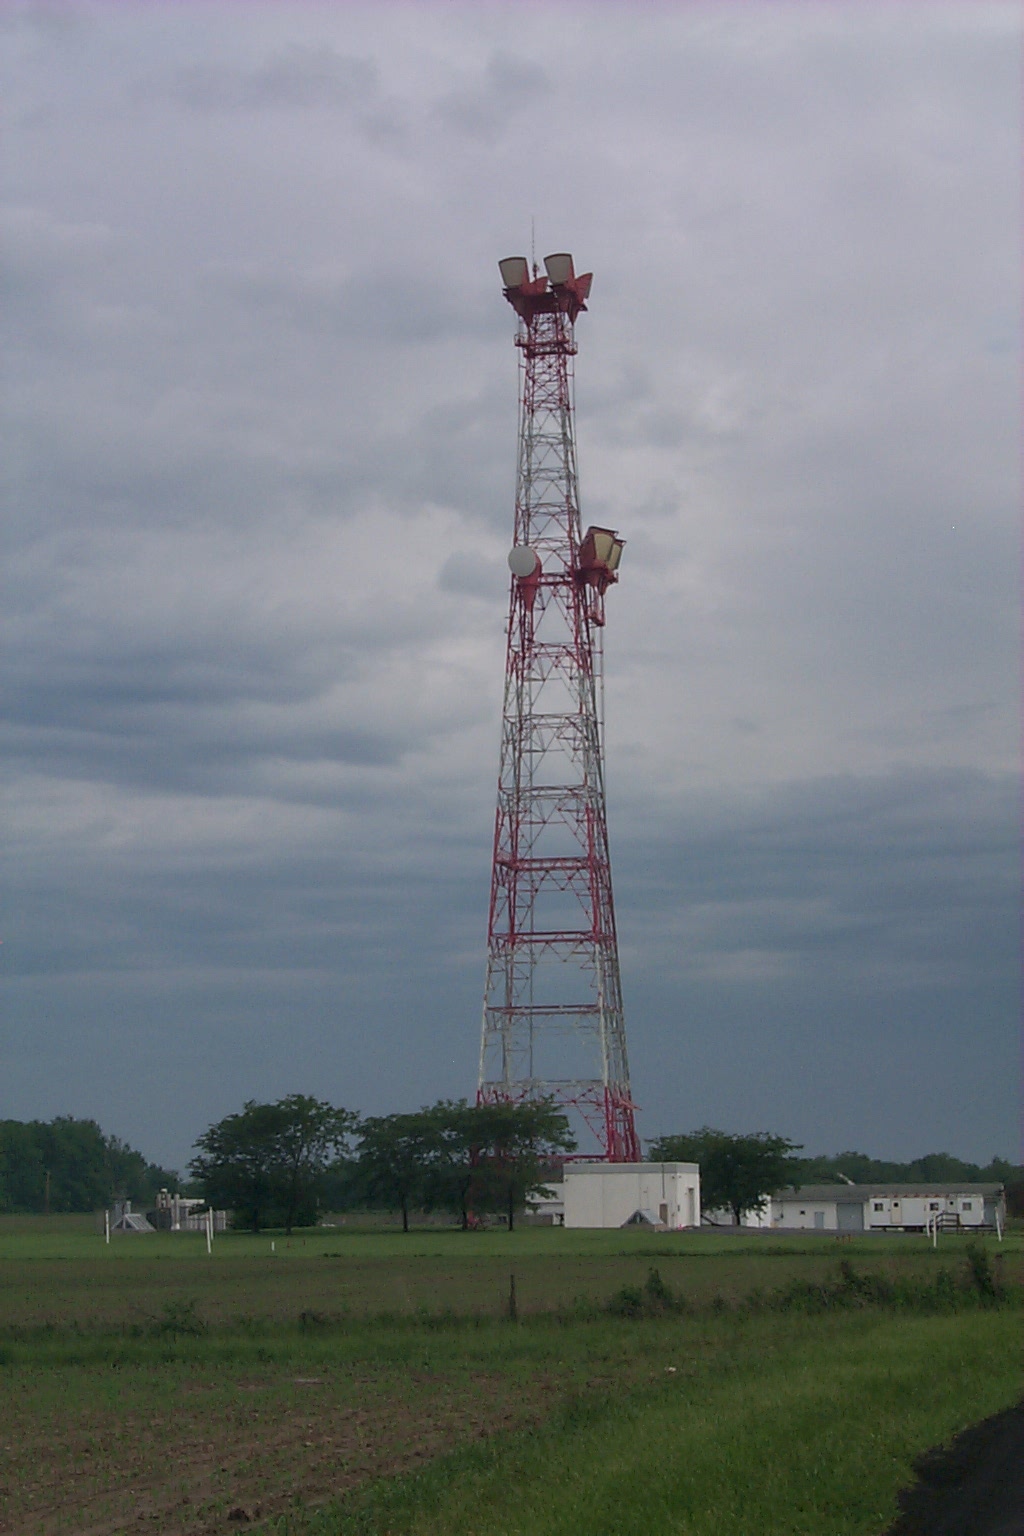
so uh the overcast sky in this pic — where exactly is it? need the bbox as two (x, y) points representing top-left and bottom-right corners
(3, 1), (1019, 1173)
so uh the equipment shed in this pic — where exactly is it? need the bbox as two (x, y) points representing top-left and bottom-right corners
(563, 1162), (700, 1229)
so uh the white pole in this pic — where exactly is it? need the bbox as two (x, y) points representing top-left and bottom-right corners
(931, 1214), (937, 1250)
(104, 1209), (110, 1245)
(996, 1209), (1003, 1243)
(206, 1208), (212, 1255)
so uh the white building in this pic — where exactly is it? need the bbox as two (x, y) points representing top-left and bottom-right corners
(152, 1189), (230, 1232)
(769, 1183), (1005, 1233)
(703, 1199), (772, 1229)
(562, 1161), (701, 1229)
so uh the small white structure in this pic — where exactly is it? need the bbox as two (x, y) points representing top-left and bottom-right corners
(563, 1162), (700, 1230)
(109, 1199), (155, 1233)
(153, 1189), (230, 1233)
(770, 1183), (1005, 1233)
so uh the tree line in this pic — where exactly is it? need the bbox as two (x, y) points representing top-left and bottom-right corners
(649, 1128), (1022, 1224)
(5, 1105), (1020, 1225)
(787, 1149), (1018, 1188)
(0, 1118), (178, 1214)
(190, 1107), (1024, 1231)
(648, 1128), (801, 1224)
(189, 1094), (574, 1234)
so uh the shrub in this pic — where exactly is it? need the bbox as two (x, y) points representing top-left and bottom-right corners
(607, 1283), (646, 1318)
(963, 1241), (1000, 1303)
(608, 1269), (684, 1318)
(149, 1298), (206, 1337)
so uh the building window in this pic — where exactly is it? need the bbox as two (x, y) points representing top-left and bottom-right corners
(961, 1202), (972, 1211)
(929, 1202), (939, 1211)
(873, 1202), (884, 1211)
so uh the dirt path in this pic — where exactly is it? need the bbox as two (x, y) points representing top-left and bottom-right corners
(883, 1399), (1024, 1536)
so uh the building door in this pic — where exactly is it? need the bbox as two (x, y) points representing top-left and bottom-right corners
(837, 1202), (864, 1232)
(813, 1211), (825, 1230)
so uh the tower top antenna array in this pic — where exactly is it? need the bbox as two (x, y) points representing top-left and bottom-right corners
(477, 252), (639, 1162)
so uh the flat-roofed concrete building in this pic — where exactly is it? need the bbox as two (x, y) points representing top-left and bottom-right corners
(562, 1161), (701, 1229)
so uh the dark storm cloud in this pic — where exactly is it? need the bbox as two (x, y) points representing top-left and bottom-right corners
(619, 769), (1017, 988)
(5, 759), (1014, 1164)
(3, 550), (490, 796)
(618, 766), (1018, 1159)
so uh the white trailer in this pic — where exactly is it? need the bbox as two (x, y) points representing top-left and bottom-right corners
(771, 1183), (1005, 1233)
(866, 1189), (993, 1230)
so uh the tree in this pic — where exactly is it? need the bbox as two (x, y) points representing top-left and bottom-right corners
(353, 1111), (443, 1232)
(189, 1096), (354, 1233)
(189, 1102), (281, 1232)
(105, 1136), (179, 1206)
(784, 1149), (1024, 1189)
(0, 1118), (178, 1213)
(426, 1099), (575, 1231)
(469, 1099), (575, 1231)
(33, 1118), (110, 1212)
(318, 1154), (360, 1214)
(648, 1127), (802, 1225)
(274, 1094), (357, 1233)
(0, 1122), (47, 1212)
(426, 1101), (481, 1230)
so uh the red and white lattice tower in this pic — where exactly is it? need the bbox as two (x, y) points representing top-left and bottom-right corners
(478, 252), (640, 1162)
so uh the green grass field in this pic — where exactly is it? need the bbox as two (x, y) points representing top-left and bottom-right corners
(0, 1216), (1019, 1536)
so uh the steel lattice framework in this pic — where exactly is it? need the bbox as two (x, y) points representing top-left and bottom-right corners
(478, 253), (640, 1162)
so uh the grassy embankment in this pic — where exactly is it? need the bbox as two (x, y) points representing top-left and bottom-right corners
(0, 1216), (1019, 1536)
(271, 1308), (1019, 1536)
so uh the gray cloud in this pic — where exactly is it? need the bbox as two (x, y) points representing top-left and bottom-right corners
(435, 50), (551, 142)
(2, 2), (1018, 1168)
(167, 45), (378, 113)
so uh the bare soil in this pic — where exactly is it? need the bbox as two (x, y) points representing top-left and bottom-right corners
(0, 1366), (553, 1536)
(884, 1399), (1024, 1536)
